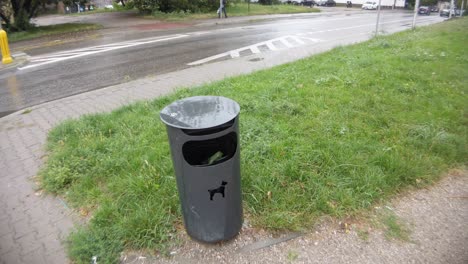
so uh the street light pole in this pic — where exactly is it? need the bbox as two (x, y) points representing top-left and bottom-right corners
(460, 0), (465, 17)
(412, 0), (420, 29)
(449, 0), (454, 18)
(375, 0), (382, 36)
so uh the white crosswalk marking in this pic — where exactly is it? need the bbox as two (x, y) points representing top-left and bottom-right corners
(250, 46), (260, 54)
(188, 34), (321, 66)
(265, 41), (278, 51)
(290, 36), (305, 45)
(19, 34), (189, 70)
(280, 38), (293, 48)
(230, 50), (240, 58)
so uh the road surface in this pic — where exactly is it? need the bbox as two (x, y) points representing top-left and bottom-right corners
(0, 10), (445, 117)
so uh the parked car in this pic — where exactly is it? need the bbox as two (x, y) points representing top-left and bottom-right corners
(361, 1), (378, 10)
(440, 8), (450, 16)
(302, 0), (316, 7)
(418, 6), (431, 15)
(430, 6), (439, 12)
(440, 8), (462, 17)
(317, 0), (336, 6)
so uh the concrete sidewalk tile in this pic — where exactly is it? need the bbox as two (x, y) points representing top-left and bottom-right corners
(44, 248), (69, 264)
(16, 232), (42, 256)
(50, 218), (75, 240)
(0, 217), (12, 238)
(41, 234), (66, 254)
(12, 219), (37, 240)
(0, 207), (9, 223)
(0, 233), (16, 255)
(5, 207), (27, 224)
(0, 250), (22, 264)
(20, 246), (47, 264)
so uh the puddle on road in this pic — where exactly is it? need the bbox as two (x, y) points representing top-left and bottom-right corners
(249, 57), (264, 62)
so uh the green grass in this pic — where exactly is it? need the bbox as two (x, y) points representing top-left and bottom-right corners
(8, 23), (102, 42)
(287, 250), (299, 261)
(382, 212), (411, 241)
(148, 3), (319, 21)
(40, 18), (468, 263)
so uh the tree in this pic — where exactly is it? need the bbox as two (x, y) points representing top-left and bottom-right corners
(0, 0), (41, 31)
(420, 0), (437, 6)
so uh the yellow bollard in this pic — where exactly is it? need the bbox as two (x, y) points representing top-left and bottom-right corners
(0, 29), (13, 64)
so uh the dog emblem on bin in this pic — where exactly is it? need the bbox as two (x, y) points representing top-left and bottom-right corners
(208, 181), (227, 201)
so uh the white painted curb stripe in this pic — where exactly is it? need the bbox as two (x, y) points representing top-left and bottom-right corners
(19, 34), (189, 70)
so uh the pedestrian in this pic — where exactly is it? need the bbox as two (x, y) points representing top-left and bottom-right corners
(219, 0), (228, 19)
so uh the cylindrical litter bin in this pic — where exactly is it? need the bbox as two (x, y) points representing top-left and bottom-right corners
(160, 96), (243, 243)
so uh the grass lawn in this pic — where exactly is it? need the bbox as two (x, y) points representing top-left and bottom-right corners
(8, 23), (102, 43)
(40, 18), (467, 263)
(149, 3), (319, 21)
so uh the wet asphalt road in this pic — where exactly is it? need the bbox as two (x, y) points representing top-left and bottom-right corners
(0, 11), (445, 117)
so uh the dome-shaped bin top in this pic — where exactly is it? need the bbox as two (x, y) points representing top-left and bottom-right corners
(160, 96), (240, 130)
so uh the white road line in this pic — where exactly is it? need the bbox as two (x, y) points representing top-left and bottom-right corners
(230, 50), (240, 58)
(298, 37), (321, 42)
(266, 41), (278, 51)
(250, 46), (260, 54)
(290, 36), (305, 45)
(19, 34), (189, 70)
(280, 38), (294, 48)
(187, 53), (230, 65)
(188, 35), (316, 66)
(192, 31), (211, 35)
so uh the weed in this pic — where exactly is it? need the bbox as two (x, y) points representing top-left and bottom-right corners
(287, 250), (299, 262)
(356, 228), (370, 241)
(21, 109), (32, 115)
(382, 212), (411, 241)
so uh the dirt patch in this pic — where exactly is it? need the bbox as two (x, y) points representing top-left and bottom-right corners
(121, 169), (468, 264)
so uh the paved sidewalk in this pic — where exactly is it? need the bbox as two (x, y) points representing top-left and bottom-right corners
(0, 33), (351, 263)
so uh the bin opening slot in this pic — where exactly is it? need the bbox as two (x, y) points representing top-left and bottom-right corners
(183, 132), (237, 166)
(182, 119), (235, 136)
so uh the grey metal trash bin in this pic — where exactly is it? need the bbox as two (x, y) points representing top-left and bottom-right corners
(160, 96), (243, 243)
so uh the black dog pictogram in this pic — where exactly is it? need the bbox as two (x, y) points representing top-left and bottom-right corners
(208, 181), (227, 201)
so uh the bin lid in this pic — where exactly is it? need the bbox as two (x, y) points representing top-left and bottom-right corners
(160, 96), (240, 129)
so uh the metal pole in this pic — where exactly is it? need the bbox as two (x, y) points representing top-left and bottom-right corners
(375, 0), (382, 36)
(412, 0), (420, 29)
(460, 0), (465, 17)
(449, 0), (454, 18)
